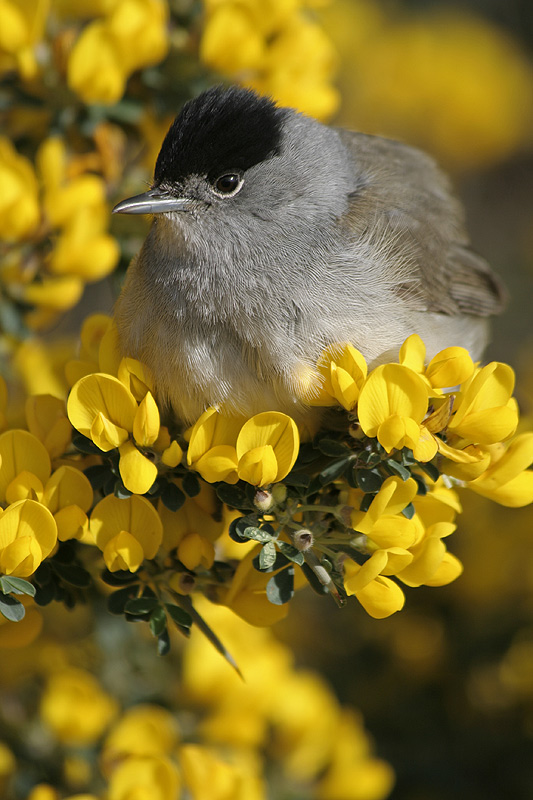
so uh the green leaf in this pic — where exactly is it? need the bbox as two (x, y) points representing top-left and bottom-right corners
(124, 597), (159, 615)
(150, 606), (167, 636)
(0, 595), (25, 622)
(84, 464), (112, 490)
(101, 568), (139, 586)
(401, 449), (417, 466)
(216, 483), (250, 509)
(0, 576), (36, 596)
(356, 468), (384, 493)
(317, 438), (350, 457)
(114, 480), (133, 499)
(182, 472), (201, 497)
(50, 561), (92, 588)
(243, 526), (275, 544)
(266, 566), (295, 605)
(157, 628), (171, 655)
(258, 541), (277, 570)
(72, 433), (102, 454)
(384, 459), (411, 481)
(252, 551), (290, 573)
(401, 502), (416, 520)
(417, 461), (440, 482)
(161, 483), (186, 512)
(318, 457), (352, 485)
(107, 585), (140, 615)
(283, 472), (311, 488)
(165, 603), (193, 628)
(277, 541), (305, 566)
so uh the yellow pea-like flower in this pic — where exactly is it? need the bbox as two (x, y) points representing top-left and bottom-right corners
(236, 411), (299, 486)
(67, 373), (138, 451)
(90, 494), (163, 571)
(0, 499), (57, 577)
(0, 429), (51, 503)
(118, 441), (158, 495)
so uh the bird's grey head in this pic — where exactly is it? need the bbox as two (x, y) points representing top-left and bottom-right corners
(113, 86), (354, 251)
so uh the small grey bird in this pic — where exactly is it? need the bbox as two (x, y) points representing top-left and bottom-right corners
(113, 85), (505, 426)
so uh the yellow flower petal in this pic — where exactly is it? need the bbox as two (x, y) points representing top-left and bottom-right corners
(237, 445), (278, 486)
(412, 426), (438, 462)
(367, 515), (417, 549)
(54, 505), (88, 542)
(43, 466), (93, 513)
(118, 357), (154, 401)
(344, 551), (389, 592)
(178, 533), (215, 571)
(91, 412), (129, 451)
(68, 372), (137, 445)
(103, 530), (145, 572)
(5, 471), (44, 504)
(90, 494), (162, 560)
(377, 414), (421, 453)
(194, 445), (239, 484)
(0, 499), (57, 576)
(187, 408), (243, 466)
(25, 395), (71, 459)
(426, 346), (474, 388)
(0, 429), (51, 503)
(399, 334), (426, 373)
(236, 412), (299, 482)
(161, 440), (183, 468)
(353, 476), (418, 534)
(347, 570), (405, 619)
(118, 441), (158, 495)
(358, 364), (429, 437)
(133, 391), (160, 447)
(423, 552), (463, 586)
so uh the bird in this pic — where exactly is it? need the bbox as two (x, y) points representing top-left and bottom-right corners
(113, 85), (505, 427)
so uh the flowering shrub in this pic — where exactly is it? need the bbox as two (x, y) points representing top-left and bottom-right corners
(1, 318), (531, 661)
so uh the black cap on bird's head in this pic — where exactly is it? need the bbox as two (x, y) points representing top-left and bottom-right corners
(113, 86), (287, 216)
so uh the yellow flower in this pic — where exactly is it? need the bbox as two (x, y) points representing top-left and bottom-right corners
(0, 499), (57, 577)
(351, 476), (418, 533)
(357, 364), (429, 452)
(40, 668), (118, 746)
(178, 533), (216, 571)
(200, 4), (265, 75)
(90, 494), (163, 572)
(103, 705), (180, 771)
(68, 373), (138, 451)
(343, 561), (405, 618)
(0, 137), (40, 240)
(133, 391), (159, 446)
(187, 408), (244, 484)
(310, 343), (367, 409)
(107, 754), (180, 800)
(25, 395), (72, 459)
(0, 429), (51, 503)
(67, 0), (169, 105)
(180, 744), (257, 800)
(42, 465), (93, 542)
(0, 0), (47, 79)
(118, 357), (154, 402)
(468, 433), (533, 507)
(0, 596), (42, 648)
(317, 710), (395, 800)
(396, 521), (462, 588)
(426, 346), (475, 389)
(236, 411), (299, 486)
(447, 362), (518, 445)
(0, 377), (7, 432)
(118, 440), (158, 495)
(223, 548), (291, 626)
(159, 483), (228, 551)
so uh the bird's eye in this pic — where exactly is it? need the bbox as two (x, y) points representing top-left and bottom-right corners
(213, 172), (244, 197)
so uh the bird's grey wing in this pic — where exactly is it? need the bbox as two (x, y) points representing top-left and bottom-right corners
(337, 129), (506, 317)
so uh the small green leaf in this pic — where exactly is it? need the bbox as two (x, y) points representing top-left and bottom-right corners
(72, 433), (102, 454)
(0, 595), (25, 622)
(356, 468), (384, 493)
(417, 461), (440, 482)
(252, 551), (290, 573)
(243, 526), (275, 544)
(165, 604), (193, 628)
(107, 585), (140, 615)
(317, 438), (350, 457)
(401, 449), (417, 466)
(124, 597), (159, 615)
(266, 566), (295, 605)
(277, 541), (305, 566)
(216, 483), (250, 509)
(84, 464), (112, 490)
(0, 576), (36, 596)
(182, 472), (201, 497)
(318, 457), (352, 485)
(259, 541), (277, 570)
(101, 569), (139, 586)
(283, 472), (311, 488)
(384, 459), (411, 481)
(157, 628), (171, 655)
(401, 502), (416, 520)
(114, 480), (133, 499)
(161, 483), (186, 512)
(359, 493), (374, 513)
(150, 606), (167, 636)
(50, 562), (92, 588)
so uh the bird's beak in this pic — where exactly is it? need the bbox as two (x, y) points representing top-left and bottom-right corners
(112, 187), (194, 215)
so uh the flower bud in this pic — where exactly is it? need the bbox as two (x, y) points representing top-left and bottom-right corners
(271, 483), (287, 505)
(253, 489), (274, 512)
(293, 529), (314, 551)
